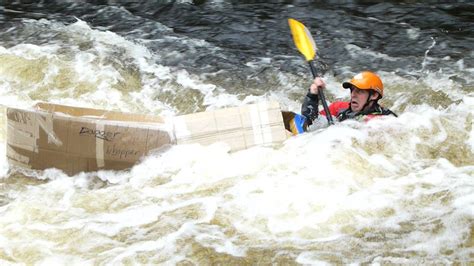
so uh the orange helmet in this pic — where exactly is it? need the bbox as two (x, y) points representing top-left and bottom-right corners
(342, 71), (384, 98)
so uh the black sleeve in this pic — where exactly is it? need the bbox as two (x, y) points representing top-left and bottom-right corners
(382, 108), (398, 117)
(301, 92), (319, 124)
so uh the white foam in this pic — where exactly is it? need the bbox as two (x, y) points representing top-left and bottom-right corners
(0, 18), (179, 115)
(296, 252), (331, 265)
(406, 28), (420, 40)
(37, 256), (93, 266)
(1, 100), (472, 263)
(345, 44), (398, 62)
(0, 13), (472, 265)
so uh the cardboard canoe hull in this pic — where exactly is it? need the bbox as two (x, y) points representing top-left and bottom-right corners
(7, 103), (173, 175)
(6, 101), (298, 175)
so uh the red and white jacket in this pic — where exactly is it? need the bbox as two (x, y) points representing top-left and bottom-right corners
(301, 92), (397, 124)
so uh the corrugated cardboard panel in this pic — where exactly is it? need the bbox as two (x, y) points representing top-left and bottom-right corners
(6, 101), (290, 175)
(146, 127), (175, 152)
(176, 134), (219, 146)
(214, 106), (243, 131)
(173, 101), (287, 151)
(7, 108), (38, 151)
(216, 131), (247, 151)
(173, 111), (219, 141)
(7, 103), (173, 175)
(36, 112), (69, 152)
(243, 125), (287, 147)
(102, 122), (149, 163)
(238, 102), (286, 147)
(69, 156), (89, 175)
(238, 102), (282, 129)
(68, 119), (101, 157)
(67, 118), (172, 162)
(36, 102), (164, 123)
(100, 160), (136, 172)
(7, 145), (34, 169)
(37, 149), (72, 172)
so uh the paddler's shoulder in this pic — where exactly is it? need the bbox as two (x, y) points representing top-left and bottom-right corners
(327, 101), (350, 116)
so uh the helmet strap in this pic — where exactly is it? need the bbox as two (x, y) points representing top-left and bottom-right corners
(359, 90), (378, 115)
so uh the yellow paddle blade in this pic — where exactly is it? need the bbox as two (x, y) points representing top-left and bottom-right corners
(288, 18), (317, 61)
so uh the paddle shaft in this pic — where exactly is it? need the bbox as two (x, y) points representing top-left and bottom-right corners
(308, 61), (334, 125)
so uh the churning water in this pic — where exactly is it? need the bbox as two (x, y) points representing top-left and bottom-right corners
(0, 1), (473, 264)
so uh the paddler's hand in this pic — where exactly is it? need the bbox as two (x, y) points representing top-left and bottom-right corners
(309, 77), (326, 95)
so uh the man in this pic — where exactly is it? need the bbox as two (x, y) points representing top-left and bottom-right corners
(302, 71), (397, 125)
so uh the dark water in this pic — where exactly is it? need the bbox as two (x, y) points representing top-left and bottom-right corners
(0, 1), (473, 264)
(2, 1), (473, 92)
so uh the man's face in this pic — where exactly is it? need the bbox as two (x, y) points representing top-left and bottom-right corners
(350, 87), (370, 112)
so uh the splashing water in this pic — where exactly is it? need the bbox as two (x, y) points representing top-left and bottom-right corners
(0, 1), (473, 264)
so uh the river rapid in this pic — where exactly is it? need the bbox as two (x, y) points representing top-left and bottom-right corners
(0, 1), (473, 264)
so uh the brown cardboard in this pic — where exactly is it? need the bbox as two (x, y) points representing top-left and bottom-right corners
(36, 102), (164, 123)
(6, 101), (291, 175)
(172, 101), (288, 151)
(7, 103), (173, 175)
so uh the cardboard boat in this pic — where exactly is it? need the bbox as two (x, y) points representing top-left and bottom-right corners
(6, 101), (305, 175)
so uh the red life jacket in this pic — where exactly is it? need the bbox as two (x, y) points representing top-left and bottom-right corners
(320, 101), (349, 117)
(320, 101), (395, 122)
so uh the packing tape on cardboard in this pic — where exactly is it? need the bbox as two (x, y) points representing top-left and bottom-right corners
(8, 123), (36, 152)
(249, 102), (273, 145)
(37, 113), (63, 146)
(96, 123), (105, 168)
(7, 144), (31, 165)
(259, 102), (273, 143)
(7, 108), (37, 152)
(172, 116), (189, 141)
(7, 108), (61, 152)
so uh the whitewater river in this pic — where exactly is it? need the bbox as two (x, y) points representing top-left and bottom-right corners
(0, 1), (473, 264)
